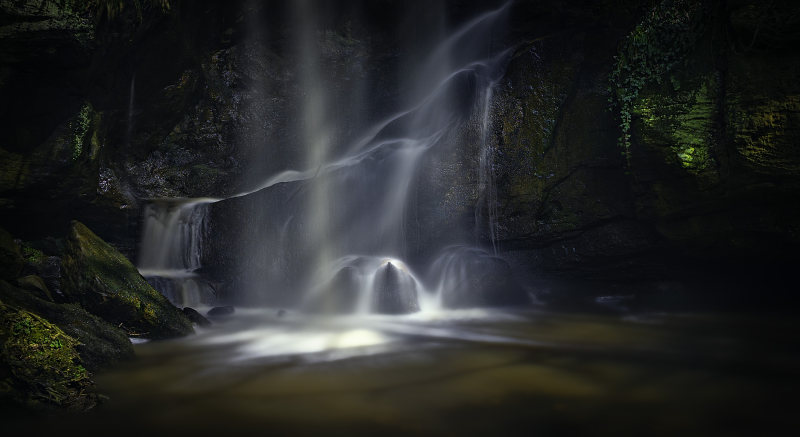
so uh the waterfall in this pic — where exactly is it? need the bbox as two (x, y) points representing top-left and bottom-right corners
(138, 1), (527, 313)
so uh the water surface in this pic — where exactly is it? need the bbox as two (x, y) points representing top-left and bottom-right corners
(16, 307), (798, 436)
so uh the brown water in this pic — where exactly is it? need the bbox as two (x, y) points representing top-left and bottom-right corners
(8, 308), (799, 436)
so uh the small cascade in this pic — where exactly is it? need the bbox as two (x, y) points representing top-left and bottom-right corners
(138, 199), (217, 307)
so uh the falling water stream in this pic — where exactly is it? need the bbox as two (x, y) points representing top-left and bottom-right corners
(64, 2), (799, 435)
(138, 2), (517, 314)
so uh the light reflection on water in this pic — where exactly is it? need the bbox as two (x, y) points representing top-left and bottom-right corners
(12, 308), (800, 436)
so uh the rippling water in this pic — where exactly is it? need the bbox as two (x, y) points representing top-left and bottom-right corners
(10, 307), (800, 436)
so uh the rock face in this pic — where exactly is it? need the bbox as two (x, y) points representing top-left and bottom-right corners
(489, 0), (800, 290)
(60, 221), (193, 339)
(0, 299), (97, 410)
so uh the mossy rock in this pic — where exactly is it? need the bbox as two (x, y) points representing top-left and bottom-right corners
(0, 227), (23, 280)
(0, 299), (97, 410)
(13, 275), (53, 302)
(60, 221), (193, 339)
(0, 280), (133, 372)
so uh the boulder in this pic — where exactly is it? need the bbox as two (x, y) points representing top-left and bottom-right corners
(0, 299), (97, 410)
(0, 280), (133, 372)
(182, 307), (212, 327)
(371, 262), (420, 315)
(60, 221), (193, 339)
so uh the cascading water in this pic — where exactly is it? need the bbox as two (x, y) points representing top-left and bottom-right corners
(138, 1), (527, 315)
(138, 199), (217, 307)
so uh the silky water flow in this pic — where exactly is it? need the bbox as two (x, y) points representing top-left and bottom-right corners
(137, 2), (520, 319)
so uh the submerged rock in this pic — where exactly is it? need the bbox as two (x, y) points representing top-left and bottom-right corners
(60, 221), (193, 339)
(371, 262), (420, 315)
(0, 299), (97, 410)
(0, 280), (134, 372)
(183, 307), (211, 327)
(207, 306), (235, 317)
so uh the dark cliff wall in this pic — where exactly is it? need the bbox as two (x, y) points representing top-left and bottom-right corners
(491, 0), (800, 300)
(1, 0), (798, 303)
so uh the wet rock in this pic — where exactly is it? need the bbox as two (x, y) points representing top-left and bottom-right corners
(60, 221), (193, 339)
(0, 299), (97, 410)
(207, 306), (235, 317)
(434, 249), (529, 309)
(0, 279), (134, 372)
(0, 228), (23, 280)
(182, 307), (211, 327)
(371, 262), (420, 315)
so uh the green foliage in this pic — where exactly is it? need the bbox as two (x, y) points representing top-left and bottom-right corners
(70, 103), (92, 161)
(608, 0), (704, 162)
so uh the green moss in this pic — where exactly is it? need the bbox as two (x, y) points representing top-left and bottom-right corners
(633, 76), (718, 180)
(0, 300), (94, 409)
(0, 280), (134, 372)
(21, 245), (46, 266)
(60, 221), (193, 339)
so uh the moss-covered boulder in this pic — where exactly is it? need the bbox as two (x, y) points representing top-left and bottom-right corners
(61, 221), (193, 339)
(0, 228), (23, 280)
(0, 280), (133, 372)
(0, 299), (97, 410)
